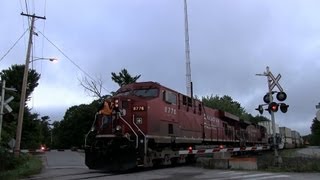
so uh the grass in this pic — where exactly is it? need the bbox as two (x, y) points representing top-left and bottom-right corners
(0, 154), (43, 180)
(258, 149), (320, 172)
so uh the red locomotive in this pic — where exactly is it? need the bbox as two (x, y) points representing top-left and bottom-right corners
(84, 81), (268, 171)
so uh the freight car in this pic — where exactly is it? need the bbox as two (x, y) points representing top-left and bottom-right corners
(258, 121), (304, 149)
(84, 81), (268, 171)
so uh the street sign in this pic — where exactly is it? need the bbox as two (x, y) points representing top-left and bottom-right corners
(269, 72), (283, 92)
(316, 110), (320, 121)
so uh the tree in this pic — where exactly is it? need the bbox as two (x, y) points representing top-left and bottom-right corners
(310, 117), (320, 145)
(201, 94), (267, 123)
(53, 102), (98, 149)
(202, 95), (246, 117)
(1, 64), (40, 101)
(0, 64), (41, 147)
(111, 68), (141, 87)
(79, 76), (104, 98)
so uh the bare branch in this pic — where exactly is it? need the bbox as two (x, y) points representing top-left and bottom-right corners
(79, 76), (104, 98)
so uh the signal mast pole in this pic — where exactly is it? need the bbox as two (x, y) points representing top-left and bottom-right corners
(184, 0), (192, 97)
(266, 67), (279, 161)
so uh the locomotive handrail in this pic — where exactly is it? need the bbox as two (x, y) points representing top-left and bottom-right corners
(132, 114), (147, 156)
(84, 113), (99, 147)
(118, 112), (139, 148)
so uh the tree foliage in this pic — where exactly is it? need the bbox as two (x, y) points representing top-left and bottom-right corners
(0, 64), (45, 149)
(111, 68), (141, 87)
(1, 64), (40, 101)
(202, 94), (268, 123)
(310, 117), (320, 145)
(52, 102), (99, 149)
(202, 95), (246, 117)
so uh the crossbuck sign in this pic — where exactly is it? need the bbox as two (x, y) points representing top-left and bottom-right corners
(269, 72), (284, 92)
(1, 96), (14, 113)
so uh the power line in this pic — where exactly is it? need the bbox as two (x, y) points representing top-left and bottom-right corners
(0, 29), (29, 62)
(41, 0), (47, 58)
(19, 0), (28, 53)
(37, 31), (111, 93)
(24, 0), (29, 14)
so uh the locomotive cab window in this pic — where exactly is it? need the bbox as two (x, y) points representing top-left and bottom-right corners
(182, 95), (192, 107)
(163, 90), (177, 105)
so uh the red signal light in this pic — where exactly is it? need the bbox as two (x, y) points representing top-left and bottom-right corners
(268, 102), (278, 112)
(188, 146), (193, 154)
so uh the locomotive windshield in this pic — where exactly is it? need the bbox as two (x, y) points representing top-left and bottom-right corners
(132, 88), (158, 97)
(115, 88), (159, 98)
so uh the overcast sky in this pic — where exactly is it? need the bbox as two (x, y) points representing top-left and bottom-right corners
(1, 0), (320, 135)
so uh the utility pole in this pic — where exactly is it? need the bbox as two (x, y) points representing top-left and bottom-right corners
(14, 13), (45, 156)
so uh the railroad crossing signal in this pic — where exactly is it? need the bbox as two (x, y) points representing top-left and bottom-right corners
(256, 67), (289, 115)
(1, 96), (14, 113)
(1, 80), (16, 142)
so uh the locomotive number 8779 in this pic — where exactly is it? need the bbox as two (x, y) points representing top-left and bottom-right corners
(84, 81), (267, 171)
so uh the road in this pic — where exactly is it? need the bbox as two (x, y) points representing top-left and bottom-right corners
(24, 149), (320, 180)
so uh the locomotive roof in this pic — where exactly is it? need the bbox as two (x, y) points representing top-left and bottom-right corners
(116, 81), (180, 95)
(116, 81), (161, 92)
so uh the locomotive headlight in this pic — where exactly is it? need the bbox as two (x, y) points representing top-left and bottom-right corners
(116, 125), (122, 131)
(136, 117), (143, 124)
(115, 99), (119, 107)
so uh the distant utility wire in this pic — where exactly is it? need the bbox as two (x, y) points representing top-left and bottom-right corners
(37, 30), (111, 93)
(0, 28), (28, 62)
(24, 0), (29, 14)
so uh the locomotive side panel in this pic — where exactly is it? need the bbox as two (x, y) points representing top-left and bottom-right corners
(202, 107), (225, 142)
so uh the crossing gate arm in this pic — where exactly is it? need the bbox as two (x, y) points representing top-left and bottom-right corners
(179, 146), (270, 155)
